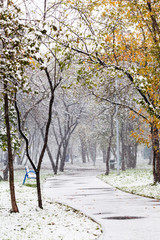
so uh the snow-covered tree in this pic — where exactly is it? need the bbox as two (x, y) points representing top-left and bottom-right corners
(0, 2), (39, 212)
(43, 0), (160, 182)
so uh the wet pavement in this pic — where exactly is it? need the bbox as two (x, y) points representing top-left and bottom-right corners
(43, 167), (160, 240)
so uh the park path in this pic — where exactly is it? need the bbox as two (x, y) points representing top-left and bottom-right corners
(43, 166), (160, 240)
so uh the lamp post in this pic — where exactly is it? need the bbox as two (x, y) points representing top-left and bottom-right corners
(115, 79), (120, 175)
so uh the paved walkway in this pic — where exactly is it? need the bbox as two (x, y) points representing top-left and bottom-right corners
(43, 167), (160, 240)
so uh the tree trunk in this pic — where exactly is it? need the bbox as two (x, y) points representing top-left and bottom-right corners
(40, 128), (56, 173)
(4, 87), (19, 213)
(105, 112), (114, 175)
(69, 147), (74, 164)
(102, 148), (107, 163)
(59, 146), (67, 172)
(148, 149), (153, 165)
(89, 141), (97, 166)
(60, 138), (70, 172)
(3, 164), (8, 181)
(105, 143), (111, 175)
(80, 139), (87, 163)
(133, 143), (138, 168)
(79, 131), (87, 163)
(46, 145), (56, 173)
(36, 171), (43, 209)
(55, 148), (60, 175)
(151, 125), (160, 183)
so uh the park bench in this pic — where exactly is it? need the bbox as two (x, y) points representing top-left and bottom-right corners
(23, 166), (36, 185)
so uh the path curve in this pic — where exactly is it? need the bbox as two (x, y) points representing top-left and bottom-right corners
(43, 167), (160, 240)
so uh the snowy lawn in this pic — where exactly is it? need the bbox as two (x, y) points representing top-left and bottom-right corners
(0, 169), (102, 240)
(99, 169), (160, 199)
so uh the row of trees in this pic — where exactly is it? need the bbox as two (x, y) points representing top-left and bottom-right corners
(51, 0), (159, 179)
(0, 0), (159, 213)
(10, 92), (142, 171)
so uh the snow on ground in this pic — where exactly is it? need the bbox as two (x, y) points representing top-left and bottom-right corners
(99, 168), (160, 199)
(0, 169), (102, 240)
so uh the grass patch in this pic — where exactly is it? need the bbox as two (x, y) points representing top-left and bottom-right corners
(24, 183), (37, 188)
(98, 169), (160, 200)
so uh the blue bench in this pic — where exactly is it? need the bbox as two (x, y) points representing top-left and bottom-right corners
(23, 166), (36, 185)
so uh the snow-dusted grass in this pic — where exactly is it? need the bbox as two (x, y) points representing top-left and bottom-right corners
(0, 169), (102, 240)
(99, 169), (160, 199)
